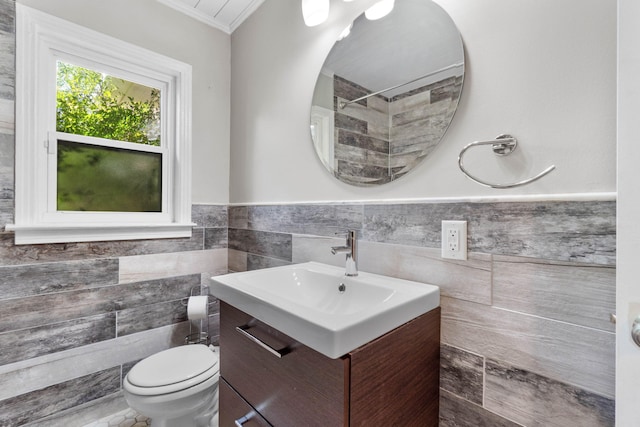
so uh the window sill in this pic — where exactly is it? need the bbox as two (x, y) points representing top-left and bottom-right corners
(4, 222), (197, 245)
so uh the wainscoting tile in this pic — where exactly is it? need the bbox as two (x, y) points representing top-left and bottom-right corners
(191, 204), (227, 228)
(28, 392), (129, 427)
(238, 204), (363, 237)
(292, 236), (492, 304)
(485, 359), (615, 427)
(0, 0), (14, 34)
(363, 201), (616, 265)
(119, 250), (226, 284)
(0, 228), (205, 266)
(0, 132), (13, 199)
(246, 253), (291, 271)
(117, 299), (186, 337)
(0, 31), (13, 102)
(0, 258), (119, 300)
(0, 313), (116, 365)
(358, 241), (492, 305)
(228, 206), (247, 229)
(493, 255), (615, 331)
(228, 228), (292, 261)
(440, 345), (484, 405)
(0, 275), (200, 333)
(441, 296), (615, 398)
(227, 248), (247, 273)
(204, 227), (228, 249)
(292, 235), (346, 268)
(440, 389), (523, 427)
(0, 322), (190, 400)
(0, 367), (120, 427)
(0, 199), (12, 228)
(0, 98), (14, 134)
(0, 0), (14, 103)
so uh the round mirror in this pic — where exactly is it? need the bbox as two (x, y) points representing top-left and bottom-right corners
(310, 0), (464, 186)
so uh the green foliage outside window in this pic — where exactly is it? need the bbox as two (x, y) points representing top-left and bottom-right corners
(56, 61), (161, 146)
(55, 62), (163, 212)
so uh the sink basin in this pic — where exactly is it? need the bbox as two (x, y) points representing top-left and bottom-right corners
(210, 262), (440, 359)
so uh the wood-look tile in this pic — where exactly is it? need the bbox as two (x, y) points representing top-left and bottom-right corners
(0, 1), (14, 102)
(0, 367), (120, 427)
(0, 322), (190, 400)
(117, 299), (187, 337)
(0, 200), (12, 228)
(0, 0), (15, 34)
(337, 128), (389, 153)
(333, 75), (369, 106)
(358, 241), (492, 304)
(440, 345), (484, 405)
(24, 392), (129, 427)
(485, 359), (614, 427)
(0, 133), (13, 200)
(228, 228), (292, 261)
(363, 201), (616, 265)
(228, 206), (248, 229)
(335, 112), (368, 135)
(0, 313), (116, 365)
(389, 88), (430, 116)
(0, 275), (200, 333)
(204, 227), (228, 249)
(0, 258), (119, 300)
(441, 296), (615, 398)
(292, 235), (347, 268)
(493, 255), (615, 331)
(0, 228), (205, 266)
(246, 253), (291, 271)
(336, 159), (392, 184)
(227, 248), (247, 273)
(335, 142), (389, 167)
(191, 204), (228, 228)
(119, 250), (226, 284)
(439, 389), (523, 427)
(241, 204), (363, 237)
(0, 98), (14, 134)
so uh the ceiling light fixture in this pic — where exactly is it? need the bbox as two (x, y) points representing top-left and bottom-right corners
(302, 0), (330, 27)
(364, 0), (395, 20)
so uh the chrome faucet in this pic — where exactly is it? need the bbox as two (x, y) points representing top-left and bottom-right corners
(331, 230), (358, 276)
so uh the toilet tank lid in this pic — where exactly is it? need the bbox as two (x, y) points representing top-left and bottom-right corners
(127, 344), (218, 388)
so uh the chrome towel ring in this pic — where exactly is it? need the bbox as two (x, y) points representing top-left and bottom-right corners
(458, 134), (556, 189)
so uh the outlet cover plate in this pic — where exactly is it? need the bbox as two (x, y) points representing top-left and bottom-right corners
(441, 220), (467, 260)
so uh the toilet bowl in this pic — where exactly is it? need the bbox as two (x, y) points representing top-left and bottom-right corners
(123, 344), (219, 427)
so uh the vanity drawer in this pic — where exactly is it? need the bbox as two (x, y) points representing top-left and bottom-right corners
(220, 302), (349, 426)
(219, 379), (271, 427)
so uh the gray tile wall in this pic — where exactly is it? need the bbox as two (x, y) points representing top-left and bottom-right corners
(227, 200), (616, 427)
(334, 74), (462, 184)
(0, 4), (228, 424)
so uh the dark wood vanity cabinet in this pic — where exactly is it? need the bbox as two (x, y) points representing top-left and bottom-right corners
(219, 301), (440, 427)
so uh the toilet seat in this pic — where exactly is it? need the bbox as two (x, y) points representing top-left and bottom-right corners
(124, 344), (219, 396)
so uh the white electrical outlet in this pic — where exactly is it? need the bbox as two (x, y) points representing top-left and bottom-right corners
(441, 220), (467, 260)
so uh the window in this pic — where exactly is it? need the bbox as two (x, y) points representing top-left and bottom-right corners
(10, 5), (193, 244)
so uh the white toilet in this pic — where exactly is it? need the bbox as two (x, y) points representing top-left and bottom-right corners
(123, 344), (219, 427)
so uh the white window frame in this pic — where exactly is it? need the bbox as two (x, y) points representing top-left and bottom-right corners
(9, 5), (194, 245)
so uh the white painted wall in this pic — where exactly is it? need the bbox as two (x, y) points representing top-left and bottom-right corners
(17, 0), (231, 204)
(230, 0), (616, 203)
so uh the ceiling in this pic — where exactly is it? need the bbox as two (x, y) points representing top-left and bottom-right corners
(156, 0), (265, 34)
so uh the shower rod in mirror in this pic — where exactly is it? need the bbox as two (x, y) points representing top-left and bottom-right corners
(338, 62), (464, 109)
(458, 134), (556, 189)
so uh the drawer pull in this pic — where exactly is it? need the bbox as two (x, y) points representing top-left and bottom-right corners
(235, 325), (288, 358)
(235, 413), (251, 426)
